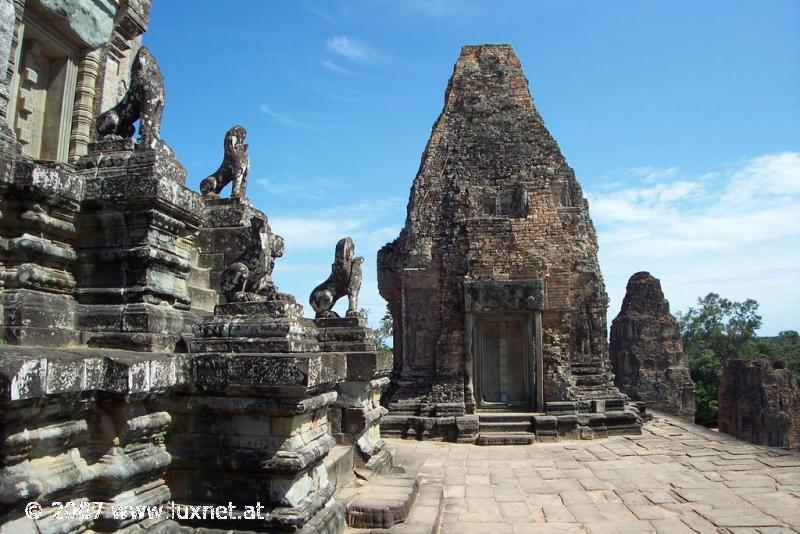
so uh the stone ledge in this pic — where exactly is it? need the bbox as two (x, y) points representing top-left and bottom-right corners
(190, 352), (346, 397)
(6, 160), (84, 204)
(0, 346), (189, 401)
(343, 352), (393, 381)
(170, 432), (337, 475)
(168, 390), (338, 417)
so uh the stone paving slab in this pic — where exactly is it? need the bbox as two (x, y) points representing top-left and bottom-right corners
(386, 413), (800, 533)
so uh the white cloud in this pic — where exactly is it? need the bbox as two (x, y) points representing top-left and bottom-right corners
(627, 165), (679, 183)
(268, 196), (405, 329)
(269, 196), (405, 250)
(591, 152), (800, 334)
(321, 59), (352, 75)
(303, 2), (337, 23)
(724, 152), (800, 204)
(326, 35), (372, 62)
(257, 175), (348, 200)
(258, 103), (321, 130)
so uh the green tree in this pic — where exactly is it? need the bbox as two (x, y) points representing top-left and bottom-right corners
(752, 330), (800, 377)
(676, 293), (762, 427)
(360, 306), (393, 353)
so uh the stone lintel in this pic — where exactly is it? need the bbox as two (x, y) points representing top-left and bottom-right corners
(464, 278), (546, 311)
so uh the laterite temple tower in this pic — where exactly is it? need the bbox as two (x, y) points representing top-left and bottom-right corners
(379, 45), (639, 443)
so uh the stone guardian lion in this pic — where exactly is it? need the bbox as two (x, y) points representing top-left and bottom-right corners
(95, 46), (164, 143)
(200, 125), (249, 199)
(309, 237), (364, 319)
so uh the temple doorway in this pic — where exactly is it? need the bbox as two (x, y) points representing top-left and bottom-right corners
(475, 315), (532, 409)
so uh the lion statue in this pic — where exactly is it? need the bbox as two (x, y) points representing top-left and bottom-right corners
(309, 237), (364, 319)
(200, 125), (249, 199)
(95, 47), (164, 142)
(219, 216), (285, 302)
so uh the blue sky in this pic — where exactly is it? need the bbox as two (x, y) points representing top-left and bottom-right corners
(145, 1), (799, 335)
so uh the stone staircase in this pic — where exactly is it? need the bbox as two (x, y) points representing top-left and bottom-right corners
(476, 412), (536, 445)
(187, 249), (217, 316)
(570, 361), (618, 399)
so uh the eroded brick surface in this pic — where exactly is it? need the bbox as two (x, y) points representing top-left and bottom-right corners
(609, 272), (695, 420)
(719, 359), (800, 449)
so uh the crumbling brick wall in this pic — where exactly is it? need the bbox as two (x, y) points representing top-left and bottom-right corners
(719, 359), (799, 448)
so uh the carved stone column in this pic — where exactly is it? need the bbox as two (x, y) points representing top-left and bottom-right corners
(317, 316), (394, 472)
(68, 48), (101, 163)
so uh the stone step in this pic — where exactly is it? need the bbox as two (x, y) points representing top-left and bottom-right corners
(478, 421), (532, 433)
(326, 444), (356, 490)
(476, 432), (535, 446)
(477, 412), (534, 423)
(571, 365), (604, 375)
(575, 374), (607, 386)
(346, 474), (420, 529)
(189, 285), (217, 314)
(343, 479), (443, 534)
(188, 266), (210, 287)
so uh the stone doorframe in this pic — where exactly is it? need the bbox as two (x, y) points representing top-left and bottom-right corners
(463, 279), (546, 413)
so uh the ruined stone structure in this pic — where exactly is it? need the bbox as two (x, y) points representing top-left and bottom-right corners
(719, 359), (800, 449)
(4, 0), (151, 163)
(6, 1), (771, 529)
(0, 5), (401, 530)
(378, 45), (641, 444)
(609, 272), (695, 420)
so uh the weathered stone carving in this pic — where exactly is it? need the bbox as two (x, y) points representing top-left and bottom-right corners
(219, 215), (285, 302)
(200, 124), (249, 199)
(719, 359), (799, 448)
(610, 272), (695, 420)
(0, 0), (19, 157)
(0, 346), (184, 533)
(95, 46), (163, 142)
(310, 237), (363, 319)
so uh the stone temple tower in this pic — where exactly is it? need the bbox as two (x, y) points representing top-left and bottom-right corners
(379, 45), (638, 443)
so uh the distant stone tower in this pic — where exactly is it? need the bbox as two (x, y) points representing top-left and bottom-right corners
(379, 45), (631, 442)
(609, 272), (695, 420)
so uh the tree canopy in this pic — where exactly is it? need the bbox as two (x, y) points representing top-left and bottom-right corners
(676, 293), (799, 427)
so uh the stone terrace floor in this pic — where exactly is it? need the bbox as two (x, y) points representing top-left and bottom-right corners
(387, 413), (800, 533)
